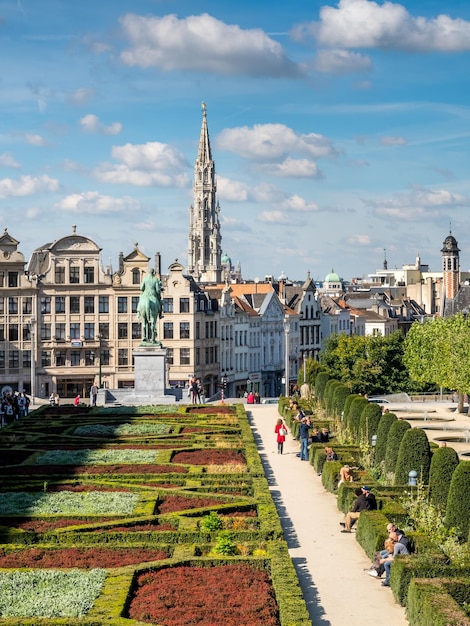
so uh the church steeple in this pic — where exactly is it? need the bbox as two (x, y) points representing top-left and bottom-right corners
(187, 103), (222, 283)
(441, 230), (460, 301)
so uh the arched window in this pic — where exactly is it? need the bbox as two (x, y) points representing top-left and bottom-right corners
(132, 269), (140, 284)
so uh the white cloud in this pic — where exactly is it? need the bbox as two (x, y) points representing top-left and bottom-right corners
(0, 153), (21, 168)
(80, 114), (122, 135)
(258, 210), (290, 224)
(0, 175), (59, 199)
(292, 0), (470, 53)
(120, 13), (302, 78)
(259, 157), (322, 178)
(370, 185), (467, 220)
(217, 123), (337, 160)
(313, 49), (372, 74)
(221, 215), (250, 231)
(24, 133), (46, 146)
(68, 87), (96, 105)
(81, 35), (112, 54)
(217, 176), (249, 201)
(380, 135), (407, 145)
(347, 234), (371, 245)
(56, 191), (139, 214)
(94, 141), (190, 188)
(282, 194), (319, 212)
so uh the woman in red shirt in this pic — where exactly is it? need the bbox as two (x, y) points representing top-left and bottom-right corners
(274, 418), (288, 454)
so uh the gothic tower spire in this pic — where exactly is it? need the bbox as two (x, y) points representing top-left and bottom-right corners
(187, 103), (222, 283)
(441, 230), (460, 301)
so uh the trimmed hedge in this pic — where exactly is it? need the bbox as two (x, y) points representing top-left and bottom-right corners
(374, 412), (397, 467)
(315, 372), (330, 402)
(445, 461), (470, 539)
(394, 428), (431, 486)
(331, 385), (351, 419)
(407, 577), (470, 626)
(383, 419), (411, 475)
(358, 402), (382, 444)
(348, 397), (369, 439)
(428, 446), (460, 511)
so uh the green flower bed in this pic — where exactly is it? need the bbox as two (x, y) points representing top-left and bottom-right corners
(35, 449), (159, 465)
(73, 423), (172, 436)
(0, 491), (139, 516)
(0, 569), (106, 618)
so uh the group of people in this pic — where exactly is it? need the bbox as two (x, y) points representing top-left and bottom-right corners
(275, 405), (334, 461)
(188, 378), (205, 404)
(49, 392), (60, 407)
(340, 485), (377, 532)
(366, 523), (413, 586)
(246, 390), (261, 404)
(0, 391), (30, 426)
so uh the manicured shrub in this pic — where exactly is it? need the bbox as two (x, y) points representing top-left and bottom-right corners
(394, 428), (431, 486)
(348, 397), (368, 439)
(374, 412), (397, 467)
(445, 461), (470, 538)
(383, 420), (411, 476)
(324, 380), (341, 413)
(407, 577), (470, 626)
(342, 394), (361, 427)
(428, 446), (460, 511)
(315, 372), (330, 404)
(358, 402), (382, 444)
(331, 385), (351, 419)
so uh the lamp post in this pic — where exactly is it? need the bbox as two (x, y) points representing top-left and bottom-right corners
(284, 314), (290, 397)
(30, 317), (36, 402)
(97, 333), (103, 388)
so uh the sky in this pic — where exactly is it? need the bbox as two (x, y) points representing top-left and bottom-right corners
(1, 0), (470, 283)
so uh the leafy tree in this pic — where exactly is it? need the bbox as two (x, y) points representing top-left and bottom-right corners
(298, 357), (324, 387)
(445, 461), (470, 538)
(394, 428), (431, 485)
(384, 420), (411, 476)
(428, 446), (459, 511)
(374, 412), (397, 467)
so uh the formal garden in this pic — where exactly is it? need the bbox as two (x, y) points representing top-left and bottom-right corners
(0, 403), (310, 625)
(280, 370), (470, 626)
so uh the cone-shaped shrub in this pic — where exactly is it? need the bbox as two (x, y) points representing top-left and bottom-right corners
(384, 420), (411, 476)
(359, 402), (382, 444)
(394, 427), (431, 485)
(332, 385), (351, 419)
(445, 461), (470, 538)
(324, 380), (341, 413)
(343, 394), (362, 429)
(374, 412), (397, 467)
(428, 446), (459, 511)
(315, 372), (330, 404)
(348, 397), (369, 439)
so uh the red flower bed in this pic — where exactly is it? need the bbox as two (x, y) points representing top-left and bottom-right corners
(0, 547), (169, 568)
(12, 518), (116, 532)
(187, 406), (235, 414)
(157, 495), (222, 514)
(47, 484), (129, 493)
(172, 449), (246, 465)
(100, 521), (175, 532)
(128, 564), (279, 626)
(225, 509), (257, 517)
(0, 464), (188, 476)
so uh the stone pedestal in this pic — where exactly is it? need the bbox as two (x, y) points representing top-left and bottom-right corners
(133, 346), (167, 394)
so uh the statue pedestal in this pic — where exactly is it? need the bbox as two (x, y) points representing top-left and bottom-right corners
(133, 345), (166, 394)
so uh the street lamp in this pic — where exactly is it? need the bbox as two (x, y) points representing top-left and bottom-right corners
(97, 333), (103, 388)
(30, 317), (36, 402)
(283, 314), (290, 397)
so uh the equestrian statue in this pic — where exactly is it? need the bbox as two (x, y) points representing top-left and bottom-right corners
(137, 268), (163, 344)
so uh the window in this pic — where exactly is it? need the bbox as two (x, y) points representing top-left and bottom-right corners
(118, 297), (128, 313)
(180, 347), (190, 365)
(9, 325), (18, 341)
(55, 323), (66, 341)
(132, 323), (141, 339)
(0, 298), (4, 314)
(84, 266), (94, 283)
(22, 350), (31, 368)
(70, 323), (80, 339)
(0, 325), (4, 341)
(9, 297), (18, 314)
(163, 322), (173, 339)
(132, 269), (140, 284)
(195, 347), (200, 365)
(0, 351), (4, 368)
(180, 298), (190, 313)
(41, 351), (51, 367)
(9, 350), (19, 368)
(40, 324), (51, 340)
(55, 266), (65, 284)
(163, 298), (174, 313)
(22, 297), (32, 314)
(0, 272), (3, 287)
(99, 323), (109, 339)
(22, 326), (30, 341)
(84, 296), (94, 314)
(84, 323), (95, 340)
(131, 296), (139, 313)
(180, 322), (190, 339)
(166, 348), (173, 365)
(85, 350), (95, 366)
(99, 296), (109, 313)
(118, 323), (128, 339)
(101, 349), (110, 366)
(55, 296), (66, 314)
(8, 272), (18, 287)
(70, 297), (80, 314)
(70, 351), (81, 366)
(40, 297), (51, 314)
(70, 266), (80, 283)
(56, 351), (66, 366)
(118, 348), (128, 365)
(196, 321), (200, 339)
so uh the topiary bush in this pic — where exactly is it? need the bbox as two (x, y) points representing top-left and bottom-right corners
(383, 419), (411, 476)
(445, 461), (470, 539)
(348, 397), (369, 439)
(374, 412), (397, 468)
(394, 427), (431, 486)
(358, 402), (382, 444)
(428, 446), (460, 511)
(324, 380), (341, 414)
(342, 394), (362, 429)
(314, 372), (330, 404)
(332, 385), (351, 419)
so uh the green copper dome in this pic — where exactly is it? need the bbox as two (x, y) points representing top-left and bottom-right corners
(221, 252), (231, 265)
(324, 269), (340, 283)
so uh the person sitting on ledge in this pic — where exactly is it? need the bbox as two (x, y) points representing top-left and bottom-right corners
(340, 486), (377, 532)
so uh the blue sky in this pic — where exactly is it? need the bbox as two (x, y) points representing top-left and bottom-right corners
(1, 0), (470, 283)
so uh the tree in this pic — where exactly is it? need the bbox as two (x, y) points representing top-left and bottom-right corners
(428, 446), (459, 511)
(394, 428), (431, 485)
(404, 313), (470, 413)
(297, 357), (324, 387)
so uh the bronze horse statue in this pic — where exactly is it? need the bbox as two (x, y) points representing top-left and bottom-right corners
(137, 269), (163, 344)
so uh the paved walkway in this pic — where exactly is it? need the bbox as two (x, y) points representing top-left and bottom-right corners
(247, 404), (408, 626)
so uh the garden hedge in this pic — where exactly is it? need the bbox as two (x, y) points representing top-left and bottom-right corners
(374, 412), (397, 468)
(394, 427), (431, 486)
(406, 577), (470, 626)
(383, 419), (411, 476)
(445, 461), (470, 539)
(428, 446), (460, 511)
(358, 402), (382, 444)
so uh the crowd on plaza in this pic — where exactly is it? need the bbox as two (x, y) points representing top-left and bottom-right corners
(0, 390), (30, 426)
